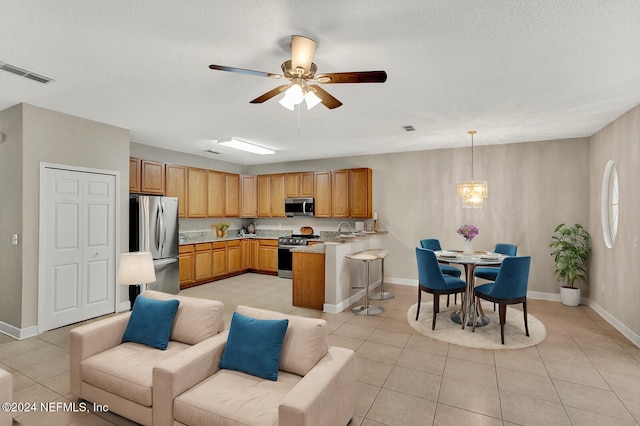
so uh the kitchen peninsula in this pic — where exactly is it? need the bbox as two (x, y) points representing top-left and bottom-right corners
(292, 232), (388, 313)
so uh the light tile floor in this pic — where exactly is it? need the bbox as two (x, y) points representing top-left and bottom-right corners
(1, 273), (640, 425)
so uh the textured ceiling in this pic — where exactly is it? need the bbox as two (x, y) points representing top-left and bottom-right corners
(2, 0), (640, 165)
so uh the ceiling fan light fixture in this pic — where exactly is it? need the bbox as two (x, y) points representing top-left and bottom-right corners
(304, 89), (322, 110)
(279, 83), (304, 110)
(217, 138), (275, 155)
(291, 35), (316, 75)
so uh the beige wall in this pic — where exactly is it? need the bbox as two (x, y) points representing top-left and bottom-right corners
(0, 104), (130, 330)
(589, 104), (640, 337)
(0, 105), (24, 328)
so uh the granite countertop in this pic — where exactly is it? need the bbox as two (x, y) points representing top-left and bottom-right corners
(179, 229), (291, 245)
(290, 243), (326, 254)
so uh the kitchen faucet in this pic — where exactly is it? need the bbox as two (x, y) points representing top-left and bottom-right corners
(337, 222), (351, 234)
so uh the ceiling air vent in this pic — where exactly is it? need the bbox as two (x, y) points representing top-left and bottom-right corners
(402, 125), (415, 132)
(204, 149), (221, 155)
(0, 61), (55, 84)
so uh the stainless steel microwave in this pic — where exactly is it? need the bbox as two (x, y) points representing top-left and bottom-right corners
(285, 197), (314, 217)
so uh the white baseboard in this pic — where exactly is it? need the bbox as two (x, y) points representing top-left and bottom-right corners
(585, 299), (640, 348)
(0, 321), (38, 340)
(323, 280), (381, 314)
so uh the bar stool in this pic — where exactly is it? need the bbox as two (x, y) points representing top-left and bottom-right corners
(363, 249), (393, 300)
(346, 251), (384, 316)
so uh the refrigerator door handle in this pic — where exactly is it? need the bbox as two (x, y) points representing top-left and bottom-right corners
(141, 197), (150, 252)
(160, 200), (166, 255)
(155, 202), (162, 253)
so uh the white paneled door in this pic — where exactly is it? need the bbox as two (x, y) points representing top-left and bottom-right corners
(39, 166), (117, 332)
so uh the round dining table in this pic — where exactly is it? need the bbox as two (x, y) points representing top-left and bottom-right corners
(435, 250), (505, 328)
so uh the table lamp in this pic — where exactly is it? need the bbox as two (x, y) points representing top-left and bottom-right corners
(117, 252), (156, 310)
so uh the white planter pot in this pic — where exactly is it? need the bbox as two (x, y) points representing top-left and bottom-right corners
(560, 286), (581, 306)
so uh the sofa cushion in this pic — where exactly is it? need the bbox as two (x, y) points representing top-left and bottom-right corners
(219, 311), (288, 381)
(235, 305), (329, 376)
(174, 369), (301, 426)
(122, 295), (179, 350)
(81, 341), (190, 406)
(142, 290), (225, 345)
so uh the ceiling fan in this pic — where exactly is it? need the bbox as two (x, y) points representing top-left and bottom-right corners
(209, 35), (387, 110)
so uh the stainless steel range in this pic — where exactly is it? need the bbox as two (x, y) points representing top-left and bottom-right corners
(277, 234), (319, 278)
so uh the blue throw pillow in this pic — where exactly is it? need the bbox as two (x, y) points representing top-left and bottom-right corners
(219, 311), (289, 381)
(122, 295), (180, 350)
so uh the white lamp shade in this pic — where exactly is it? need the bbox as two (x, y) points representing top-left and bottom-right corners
(118, 252), (156, 285)
(304, 89), (322, 110)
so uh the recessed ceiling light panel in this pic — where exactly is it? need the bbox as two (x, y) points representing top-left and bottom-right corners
(217, 138), (275, 155)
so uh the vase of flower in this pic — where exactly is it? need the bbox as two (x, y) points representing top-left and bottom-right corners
(457, 224), (479, 254)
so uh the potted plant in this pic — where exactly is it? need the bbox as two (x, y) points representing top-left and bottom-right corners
(214, 222), (230, 238)
(549, 223), (591, 306)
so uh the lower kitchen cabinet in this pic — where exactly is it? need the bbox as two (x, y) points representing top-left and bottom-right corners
(179, 238), (279, 288)
(292, 251), (325, 310)
(178, 245), (194, 289)
(212, 242), (227, 278)
(258, 239), (278, 273)
(194, 243), (213, 282)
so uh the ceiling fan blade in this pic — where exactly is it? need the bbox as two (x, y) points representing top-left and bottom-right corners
(315, 71), (387, 84)
(209, 64), (283, 79)
(249, 85), (291, 104)
(308, 85), (343, 109)
(291, 35), (316, 75)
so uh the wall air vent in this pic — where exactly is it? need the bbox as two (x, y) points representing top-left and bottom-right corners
(204, 149), (221, 155)
(0, 61), (55, 84)
(401, 125), (415, 132)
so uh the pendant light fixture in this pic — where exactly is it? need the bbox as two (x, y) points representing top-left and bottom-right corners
(457, 130), (488, 208)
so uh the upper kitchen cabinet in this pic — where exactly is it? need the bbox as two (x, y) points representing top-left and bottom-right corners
(285, 172), (314, 198)
(349, 168), (373, 218)
(313, 171), (332, 218)
(207, 170), (225, 217)
(165, 164), (188, 218)
(187, 167), (207, 218)
(225, 173), (240, 217)
(331, 169), (350, 218)
(140, 160), (165, 194)
(240, 175), (257, 218)
(129, 157), (141, 193)
(257, 174), (286, 217)
(270, 174), (286, 217)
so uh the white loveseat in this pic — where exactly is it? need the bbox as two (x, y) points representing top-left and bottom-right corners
(70, 290), (224, 425)
(154, 305), (356, 426)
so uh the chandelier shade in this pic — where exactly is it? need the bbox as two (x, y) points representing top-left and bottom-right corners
(457, 130), (488, 208)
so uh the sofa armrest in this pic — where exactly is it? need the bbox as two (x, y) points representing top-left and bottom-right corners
(69, 313), (131, 397)
(152, 331), (228, 426)
(279, 346), (355, 426)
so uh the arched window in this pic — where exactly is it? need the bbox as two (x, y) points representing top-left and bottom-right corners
(601, 160), (619, 248)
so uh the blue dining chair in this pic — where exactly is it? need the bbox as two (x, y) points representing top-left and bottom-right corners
(473, 256), (531, 344)
(415, 247), (467, 330)
(474, 243), (517, 281)
(420, 239), (462, 307)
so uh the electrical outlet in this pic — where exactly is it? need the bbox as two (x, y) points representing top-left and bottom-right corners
(12, 234), (18, 246)
(634, 237), (638, 249)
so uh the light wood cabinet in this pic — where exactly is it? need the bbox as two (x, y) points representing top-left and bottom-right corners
(314, 171), (332, 218)
(300, 172), (314, 197)
(250, 239), (259, 270)
(332, 169), (350, 218)
(212, 241), (227, 278)
(179, 245), (194, 289)
(292, 252), (325, 310)
(225, 173), (240, 217)
(129, 157), (141, 193)
(240, 175), (257, 218)
(349, 168), (373, 218)
(194, 243), (213, 282)
(207, 170), (225, 217)
(240, 239), (250, 270)
(285, 173), (300, 198)
(270, 174), (286, 217)
(257, 175), (271, 217)
(258, 239), (278, 273)
(187, 167), (207, 218)
(165, 164), (188, 218)
(140, 160), (165, 194)
(227, 240), (241, 274)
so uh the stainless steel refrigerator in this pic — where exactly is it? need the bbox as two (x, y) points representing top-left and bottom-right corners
(129, 195), (180, 295)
